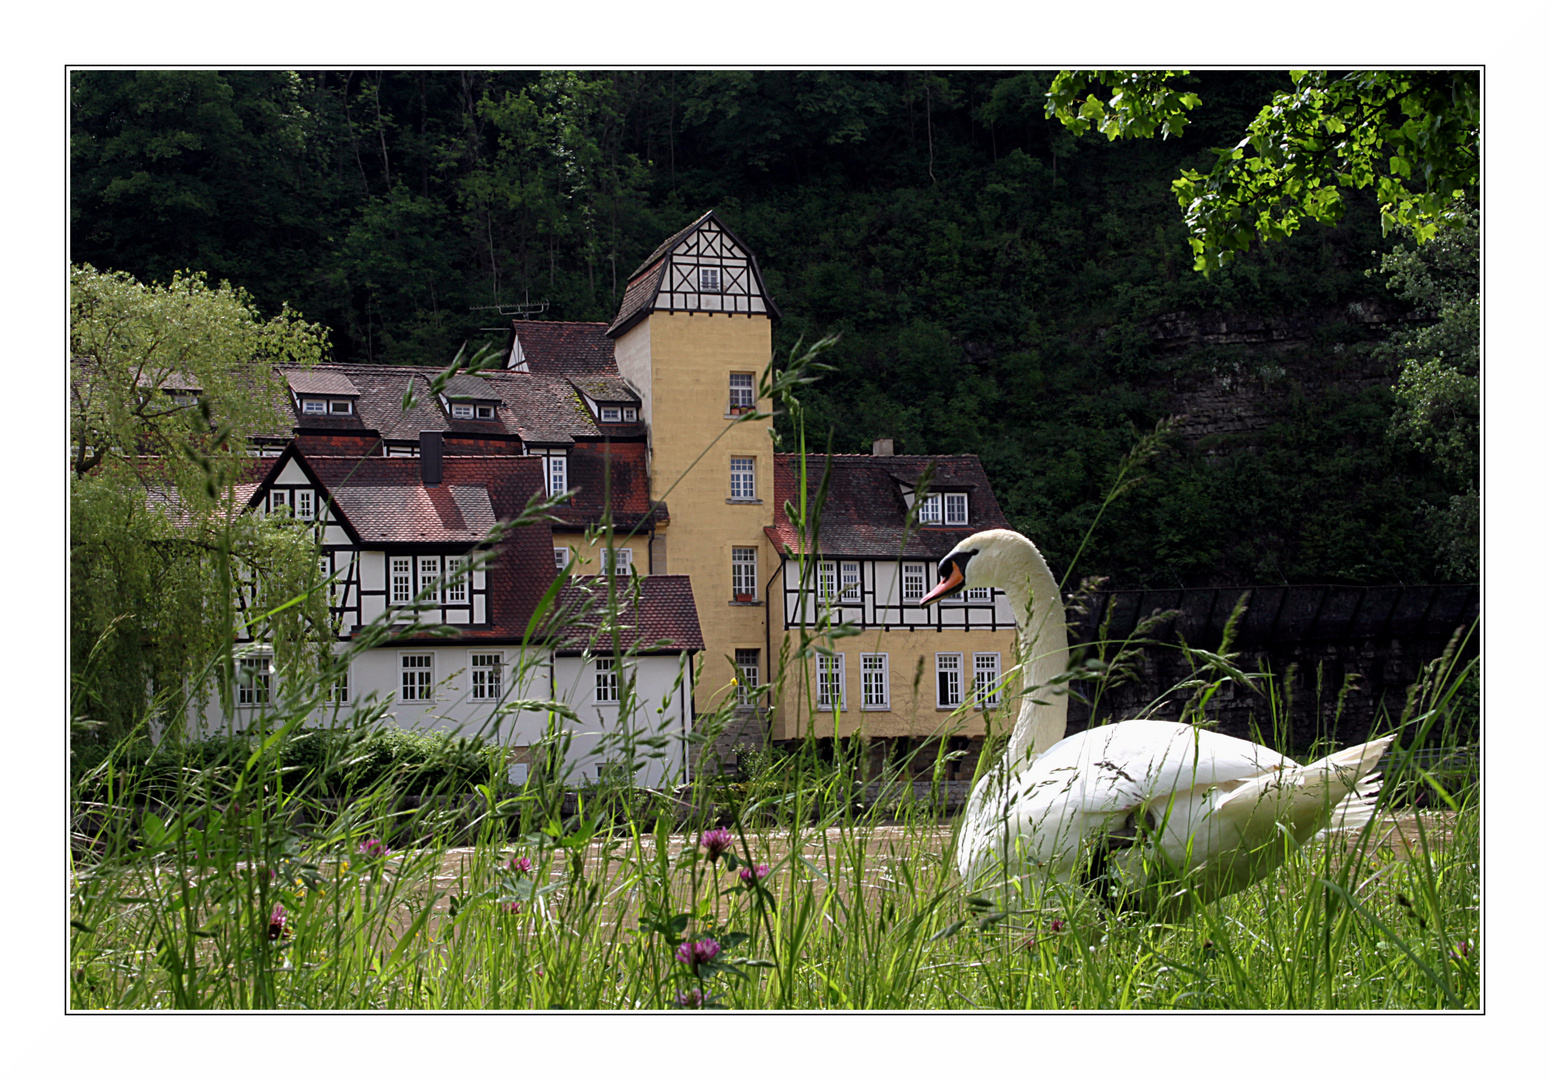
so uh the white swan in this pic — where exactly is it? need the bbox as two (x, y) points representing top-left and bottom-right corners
(921, 528), (1393, 911)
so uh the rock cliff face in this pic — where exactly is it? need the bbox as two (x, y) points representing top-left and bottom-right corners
(1146, 302), (1406, 452)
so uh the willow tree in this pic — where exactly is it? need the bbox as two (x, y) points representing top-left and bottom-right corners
(70, 265), (331, 743)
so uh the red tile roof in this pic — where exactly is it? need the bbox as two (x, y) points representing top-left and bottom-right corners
(549, 574), (703, 654)
(765, 453), (1009, 559)
(289, 451), (562, 643)
(549, 440), (667, 531)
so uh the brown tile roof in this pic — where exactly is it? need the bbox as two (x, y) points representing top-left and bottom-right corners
(549, 440), (667, 531)
(509, 321), (617, 378)
(442, 372), (503, 401)
(269, 364), (610, 445)
(607, 258), (669, 337)
(549, 575), (703, 654)
(765, 453), (1009, 560)
(285, 369), (359, 396)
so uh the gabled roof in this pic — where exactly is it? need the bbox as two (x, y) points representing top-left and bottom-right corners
(607, 210), (781, 337)
(507, 321), (616, 378)
(549, 575), (703, 654)
(765, 454), (1010, 559)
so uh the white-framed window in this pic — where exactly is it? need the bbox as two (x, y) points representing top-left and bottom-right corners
(729, 372), (755, 413)
(944, 492), (969, 525)
(269, 490), (289, 514)
(390, 556), (413, 605)
(328, 661), (350, 704)
(840, 561), (861, 602)
(601, 547), (633, 576)
(817, 561), (838, 602)
(735, 649), (760, 705)
(418, 556), (442, 603)
(445, 556), (468, 604)
(861, 653), (890, 710)
(450, 402), (474, 419)
(401, 653), (434, 701)
(623, 407), (638, 421)
(732, 547), (757, 598)
(902, 563), (926, 602)
(548, 455), (568, 498)
(296, 489), (314, 520)
(595, 658), (618, 704)
(700, 267), (722, 293)
(966, 587), (992, 602)
(554, 547), (571, 572)
(329, 399), (353, 415)
(816, 653), (845, 710)
(301, 398), (326, 415)
(470, 652), (503, 701)
(974, 652), (1002, 708)
(936, 653), (963, 709)
(917, 493), (942, 524)
(475, 404), (495, 419)
(730, 457), (755, 500)
(599, 406), (621, 423)
(237, 655), (272, 706)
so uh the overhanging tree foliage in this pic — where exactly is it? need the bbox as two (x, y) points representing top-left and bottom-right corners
(70, 266), (333, 743)
(1046, 69), (1479, 272)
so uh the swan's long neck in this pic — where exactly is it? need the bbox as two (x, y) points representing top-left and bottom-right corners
(993, 542), (1069, 767)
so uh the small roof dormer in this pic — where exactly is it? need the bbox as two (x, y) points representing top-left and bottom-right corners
(439, 372), (503, 422)
(287, 369), (360, 419)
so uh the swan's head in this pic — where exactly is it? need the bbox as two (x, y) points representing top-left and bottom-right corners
(919, 528), (1042, 606)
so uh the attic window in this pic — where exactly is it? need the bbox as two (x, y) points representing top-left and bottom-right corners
(917, 493), (942, 525)
(476, 404), (495, 419)
(329, 400), (353, 415)
(699, 267), (722, 293)
(451, 403), (474, 420)
(302, 399), (326, 415)
(623, 407), (638, 422)
(600, 406), (622, 423)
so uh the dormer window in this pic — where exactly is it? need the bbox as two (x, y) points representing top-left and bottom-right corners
(699, 267), (722, 293)
(600, 406), (622, 423)
(944, 492), (969, 525)
(917, 493), (942, 525)
(476, 404), (495, 419)
(451, 403), (474, 419)
(623, 407), (638, 422)
(301, 397), (353, 416)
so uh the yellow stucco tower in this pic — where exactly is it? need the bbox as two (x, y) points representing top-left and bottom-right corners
(608, 212), (780, 715)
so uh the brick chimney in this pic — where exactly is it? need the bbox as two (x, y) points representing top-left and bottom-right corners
(419, 431), (443, 485)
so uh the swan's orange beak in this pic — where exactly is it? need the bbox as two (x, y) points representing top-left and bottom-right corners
(920, 560), (964, 606)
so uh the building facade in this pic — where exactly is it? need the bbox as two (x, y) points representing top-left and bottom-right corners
(212, 211), (1018, 782)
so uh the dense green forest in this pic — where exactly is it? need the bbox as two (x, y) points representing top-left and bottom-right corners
(70, 69), (1475, 589)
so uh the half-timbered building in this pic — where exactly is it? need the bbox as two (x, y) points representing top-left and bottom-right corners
(189, 209), (1018, 782)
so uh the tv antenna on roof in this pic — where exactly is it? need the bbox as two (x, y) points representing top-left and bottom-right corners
(471, 292), (548, 330)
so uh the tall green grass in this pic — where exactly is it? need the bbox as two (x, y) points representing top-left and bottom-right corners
(68, 343), (1479, 1011)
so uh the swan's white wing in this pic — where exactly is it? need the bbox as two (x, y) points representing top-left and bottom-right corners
(958, 721), (1294, 890)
